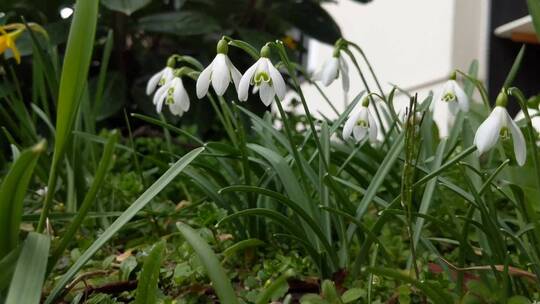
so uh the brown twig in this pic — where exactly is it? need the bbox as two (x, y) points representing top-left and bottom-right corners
(438, 256), (538, 282)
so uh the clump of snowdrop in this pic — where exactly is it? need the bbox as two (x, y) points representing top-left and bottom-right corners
(313, 39), (349, 92)
(152, 70), (190, 117)
(432, 73), (469, 138)
(238, 44), (286, 106)
(474, 90), (526, 166)
(343, 97), (378, 143)
(196, 38), (242, 98)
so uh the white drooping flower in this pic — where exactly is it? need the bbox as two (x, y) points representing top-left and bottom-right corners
(432, 79), (469, 138)
(313, 51), (349, 92)
(343, 99), (378, 143)
(238, 45), (286, 106)
(474, 95), (526, 166)
(153, 76), (190, 117)
(196, 39), (242, 98)
(146, 66), (174, 95)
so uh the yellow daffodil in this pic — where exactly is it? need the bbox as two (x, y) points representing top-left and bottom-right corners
(0, 23), (46, 64)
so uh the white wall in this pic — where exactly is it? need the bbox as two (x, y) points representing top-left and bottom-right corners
(296, 0), (490, 118)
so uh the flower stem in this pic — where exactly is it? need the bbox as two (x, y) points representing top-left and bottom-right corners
(346, 41), (387, 101)
(271, 42), (329, 171)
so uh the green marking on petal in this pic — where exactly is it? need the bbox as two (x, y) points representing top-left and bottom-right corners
(356, 120), (368, 128)
(254, 72), (271, 85)
(442, 92), (456, 102)
(500, 126), (509, 140)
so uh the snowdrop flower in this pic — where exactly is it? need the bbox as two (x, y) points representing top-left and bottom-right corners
(343, 98), (378, 143)
(238, 44), (286, 106)
(146, 64), (174, 96)
(432, 76), (469, 138)
(196, 39), (242, 98)
(313, 48), (349, 92)
(474, 91), (526, 166)
(153, 73), (190, 117)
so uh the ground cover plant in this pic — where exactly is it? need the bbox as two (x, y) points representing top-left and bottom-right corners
(2, 1), (540, 303)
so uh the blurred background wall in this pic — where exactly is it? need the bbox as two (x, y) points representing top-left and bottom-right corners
(300, 0), (490, 118)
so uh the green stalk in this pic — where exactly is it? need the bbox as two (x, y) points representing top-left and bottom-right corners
(401, 97), (420, 279)
(508, 87), (540, 253)
(346, 41), (387, 101)
(207, 94), (238, 146)
(271, 42), (329, 171)
(37, 0), (100, 232)
(50, 131), (119, 269)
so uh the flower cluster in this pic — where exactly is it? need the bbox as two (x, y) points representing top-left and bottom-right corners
(147, 37), (529, 167)
(146, 39), (286, 117)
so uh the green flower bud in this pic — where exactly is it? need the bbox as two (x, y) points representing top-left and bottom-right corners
(495, 89), (508, 107)
(166, 56), (176, 68)
(260, 44), (271, 58)
(216, 38), (229, 54)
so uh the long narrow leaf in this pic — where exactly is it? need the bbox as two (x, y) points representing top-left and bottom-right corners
(5, 233), (50, 304)
(135, 241), (166, 304)
(0, 140), (45, 257)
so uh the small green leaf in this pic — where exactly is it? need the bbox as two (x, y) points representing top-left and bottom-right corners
(176, 222), (239, 304)
(341, 288), (364, 303)
(135, 241), (166, 304)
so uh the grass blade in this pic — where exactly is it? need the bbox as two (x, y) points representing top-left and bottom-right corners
(5, 232), (50, 304)
(0, 140), (46, 258)
(45, 147), (204, 303)
(134, 241), (166, 304)
(176, 222), (239, 304)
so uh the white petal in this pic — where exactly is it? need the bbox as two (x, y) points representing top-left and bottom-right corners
(452, 80), (469, 112)
(226, 56), (242, 91)
(146, 69), (163, 95)
(169, 99), (184, 116)
(173, 78), (190, 112)
(474, 106), (505, 155)
(368, 112), (378, 143)
(162, 67), (174, 83)
(211, 54), (231, 96)
(153, 82), (169, 105)
(353, 127), (368, 142)
(321, 57), (339, 86)
(343, 111), (361, 140)
(196, 65), (213, 99)
(505, 109), (527, 166)
(339, 56), (350, 92)
(266, 59), (286, 100)
(259, 82), (275, 106)
(432, 99), (454, 139)
(339, 54), (349, 73)
(155, 84), (169, 113)
(238, 60), (260, 101)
